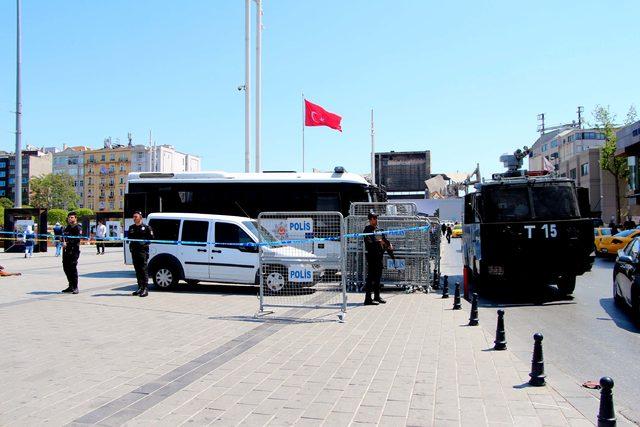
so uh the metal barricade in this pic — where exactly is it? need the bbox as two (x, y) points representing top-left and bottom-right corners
(257, 211), (346, 321)
(346, 203), (431, 293)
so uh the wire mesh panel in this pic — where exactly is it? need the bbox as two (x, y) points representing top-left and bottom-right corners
(346, 205), (431, 293)
(257, 212), (346, 319)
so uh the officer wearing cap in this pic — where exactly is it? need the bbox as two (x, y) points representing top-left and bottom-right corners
(363, 212), (389, 305)
(127, 211), (154, 297)
(61, 211), (82, 294)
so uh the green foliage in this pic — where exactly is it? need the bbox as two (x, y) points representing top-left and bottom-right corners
(0, 205), (4, 226)
(594, 105), (628, 181)
(30, 173), (80, 210)
(0, 197), (14, 209)
(48, 208), (68, 225)
(74, 208), (95, 219)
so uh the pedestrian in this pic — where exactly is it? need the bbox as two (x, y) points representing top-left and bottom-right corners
(446, 225), (452, 244)
(95, 220), (107, 255)
(53, 222), (63, 257)
(623, 216), (636, 230)
(61, 212), (82, 294)
(0, 265), (21, 277)
(363, 212), (388, 306)
(127, 211), (154, 297)
(441, 223), (447, 236)
(23, 226), (35, 258)
(608, 216), (618, 235)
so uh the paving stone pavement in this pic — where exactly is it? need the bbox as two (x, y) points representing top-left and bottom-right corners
(0, 245), (633, 426)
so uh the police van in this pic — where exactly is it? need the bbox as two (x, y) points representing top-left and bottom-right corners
(145, 213), (324, 289)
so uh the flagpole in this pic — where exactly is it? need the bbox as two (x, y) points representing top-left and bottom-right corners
(371, 109), (375, 186)
(302, 92), (305, 172)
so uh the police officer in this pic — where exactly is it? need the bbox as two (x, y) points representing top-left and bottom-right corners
(363, 212), (389, 305)
(128, 211), (154, 297)
(61, 211), (82, 294)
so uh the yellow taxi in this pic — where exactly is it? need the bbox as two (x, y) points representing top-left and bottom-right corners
(451, 224), (463, 238)
(596, 228), (640, 257)
(594, 227), (611, 250)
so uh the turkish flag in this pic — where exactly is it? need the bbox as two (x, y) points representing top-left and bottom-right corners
(305, 100), (342, 132)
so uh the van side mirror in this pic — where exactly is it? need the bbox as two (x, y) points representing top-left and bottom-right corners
(617, 252), (634, 264)
(239, 244), (259, 253)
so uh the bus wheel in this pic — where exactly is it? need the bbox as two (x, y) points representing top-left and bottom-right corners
(557, 275), (576, 295)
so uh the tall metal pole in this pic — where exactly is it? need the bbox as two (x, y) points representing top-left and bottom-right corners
(371, 109), (375, 186)
(15, 0), (23, 208)
(254, 0), (262, 173)
(302, 92), (305, 172)
(244, 0), (251, 172)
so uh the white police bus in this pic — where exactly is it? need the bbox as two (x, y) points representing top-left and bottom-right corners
(123, 167), (383, 264)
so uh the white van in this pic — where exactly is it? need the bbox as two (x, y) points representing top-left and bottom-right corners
(145, 213), (324, 289)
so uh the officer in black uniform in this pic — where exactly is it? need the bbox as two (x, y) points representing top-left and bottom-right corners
(61, 211), (82, 294)
(128, 211), (154, 297)
(363, 212), (390, 305)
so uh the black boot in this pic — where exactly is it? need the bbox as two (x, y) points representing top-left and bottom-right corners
(374, 293), (386, 304)
(139, 286), (148, 297)
(61, 287), (73, 293)
(132, 286), (140, 296)
(364, 293), (378, 305)
(71, 288), (79, 294)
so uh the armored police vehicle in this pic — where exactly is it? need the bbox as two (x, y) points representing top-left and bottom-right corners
(462, 148), (594, 295)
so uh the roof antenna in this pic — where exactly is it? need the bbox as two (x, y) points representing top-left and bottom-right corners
(235, 201), (251, 218)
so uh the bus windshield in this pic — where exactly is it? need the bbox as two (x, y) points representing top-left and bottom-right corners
(483, 182), (579, 222)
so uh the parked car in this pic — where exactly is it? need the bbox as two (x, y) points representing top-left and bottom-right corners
(145, 213), (324, 290)
(613, 238), (640, 324)
(596, 229), (640, 257)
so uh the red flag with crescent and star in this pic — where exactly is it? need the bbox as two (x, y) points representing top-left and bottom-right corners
(304, 99), (342, 132)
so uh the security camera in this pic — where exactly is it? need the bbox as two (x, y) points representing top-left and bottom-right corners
(237, 85), (245, 91)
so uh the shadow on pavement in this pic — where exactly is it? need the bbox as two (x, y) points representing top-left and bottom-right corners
(81, 271), (135, 278)
(475, 285), (576, 308)
(208, 314), (338, 324)
(27, 291), (63, 295)
(599, 297), (640, 334)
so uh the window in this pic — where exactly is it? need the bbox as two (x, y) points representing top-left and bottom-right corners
(181, 220), (209, 246)
(79, 180), (83, 187)
(483, 187), (531, 222)
(101, 154), (106, 161)
(8, 178), (14, 185)
(119, 188), (124, 196)
(120, 165), (125, 172)
(88, 178), (92, 185)
(215, 222), (254, 247)
(89, 154), (95, 163)
(541, 144), (548, 152)
(109, 202), (115, 210)
(0, 181), (5, 186)
(531, 184), (579, 220)
(148, 219), (180, 242)
(0, 190), (5, 196)
(119, 177), (124, 184)
(0, 162), (5, 168)
(109, 165), (115, 173)
(580, 163), (589, 176)
(550, 139), (558, 148)
(570, 168), (577, 180)
(0, 172), (5, 177)
(110, 154), (115, 161)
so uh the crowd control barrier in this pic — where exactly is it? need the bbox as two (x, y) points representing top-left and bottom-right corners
(346, 202), (432, 293)
(256, 211), (347, 321)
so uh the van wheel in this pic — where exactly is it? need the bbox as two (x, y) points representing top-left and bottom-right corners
(153, 265), (179, 290)
(557, 275), (576, 295)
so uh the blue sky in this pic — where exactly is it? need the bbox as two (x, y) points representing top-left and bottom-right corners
(1, 1), (638, 176)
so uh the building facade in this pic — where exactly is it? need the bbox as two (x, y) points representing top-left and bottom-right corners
(0, 150), (53, 205)
(52, 146), (89, 208)
(615, 120), (640, 218)
(529, 127), (615, 220)
(83, 143), (201, 212)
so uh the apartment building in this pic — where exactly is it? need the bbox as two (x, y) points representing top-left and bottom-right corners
(52, 146), (89, 208)
(0, 149), (53, 205)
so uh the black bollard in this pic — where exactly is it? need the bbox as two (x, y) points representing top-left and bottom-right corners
(442, 275), (449, 298)
(528, 333), (546, 386)
(453, 282), (462, 310)
(493, 310), (506, 350)
(597, 377), (616, 427)
(468, 293), (479, 326)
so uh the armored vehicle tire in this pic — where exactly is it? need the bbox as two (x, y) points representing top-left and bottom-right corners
(557, 275), (576, 295)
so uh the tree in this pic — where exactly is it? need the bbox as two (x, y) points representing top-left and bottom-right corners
(47, 208), (68, 225)
(75, 208), (94, 218)
(30, 173), (79, 210)
(0, 197), (13, 209)
(594, 105), (635, 224)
